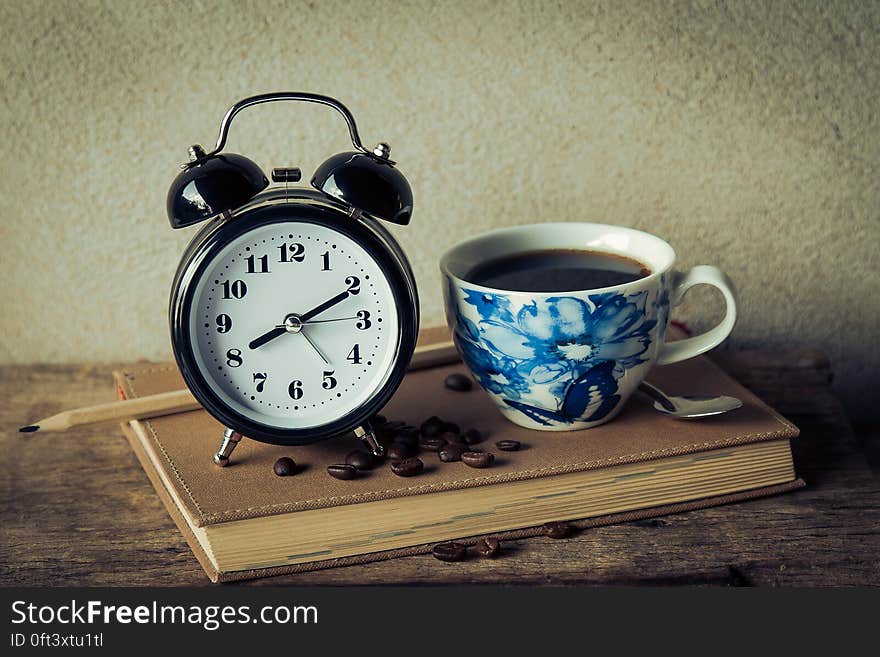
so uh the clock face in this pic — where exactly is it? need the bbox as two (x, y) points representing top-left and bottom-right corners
(186, 220), (400, 430)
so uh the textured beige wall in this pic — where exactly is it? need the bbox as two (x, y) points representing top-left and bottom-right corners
(1, 0), (877, 419)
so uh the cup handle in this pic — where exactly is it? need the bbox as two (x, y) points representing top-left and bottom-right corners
(656, 265), (737, 366)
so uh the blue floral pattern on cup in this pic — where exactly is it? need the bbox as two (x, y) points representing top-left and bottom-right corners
(451, 285), (660, 427)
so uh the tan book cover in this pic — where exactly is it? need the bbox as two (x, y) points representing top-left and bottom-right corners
(115, 344), (803, 582)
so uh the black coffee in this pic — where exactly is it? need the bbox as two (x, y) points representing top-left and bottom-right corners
(466, 249), (650, 293)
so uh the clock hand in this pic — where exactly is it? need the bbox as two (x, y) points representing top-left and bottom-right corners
(306, 315), (359, 324)
(249, 314), (307, 350)
(299, 290), (350, 323)
(249, 326), (287, 350)
(300, 329), (330, 365)
(272, 316), (358, 328)
(249, 290), (350, 350)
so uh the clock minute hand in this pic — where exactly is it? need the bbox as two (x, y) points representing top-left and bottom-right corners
(249, 290), (350, 350)
(299, 290), (350, 323)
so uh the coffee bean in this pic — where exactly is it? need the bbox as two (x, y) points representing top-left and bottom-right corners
(543, 521), (573, 539)
(420, 436), (447, 452)
(463, 428), (484, 444)
(495, 440), (521, 452)
(444, 373), (473, 392)
(432, 541), (467, 562)
(442, 421), (461, 435)
(345, 450), (376, 470)
(376, 421), (405, 442)
(461, 451), (495, 468)
(420, 416), (444, 437)
(273, 457), (296, 477)
(440, 430), (466, 445)
(327, 463), (358, 480)
(393, 425), (421, 446)
(439, 443), (466, 462)
(393, 435), (419, 449)
(387, 443), (416, 461)
(390, 457), (424, 477)
(475, 536), (501, 558)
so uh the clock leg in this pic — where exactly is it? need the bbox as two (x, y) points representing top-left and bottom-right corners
(213, 427), (242, 467)
(353, 422), (384, 458)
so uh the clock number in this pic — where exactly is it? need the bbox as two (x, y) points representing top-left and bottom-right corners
(246, 254), (270, 274)
(346, 344), (362, 365)
(226, 348), (243, 367)
(222, 280), (247, 299)
(288, 379), (304, 400)
(356, 310), (371, 330)
(215, 314), (232, 333)
(252, 372), (267, 393)
(322, 370), (337, 390)
(345, 275), (361, 295)
(321, 251), (331, 271)
(278, 243), (305, 263)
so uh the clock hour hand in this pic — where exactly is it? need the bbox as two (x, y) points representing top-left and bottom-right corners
(249, 290), (350, 350)
(248, 326), (287, 350)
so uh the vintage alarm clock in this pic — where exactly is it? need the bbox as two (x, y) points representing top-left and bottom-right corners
(167, 92), (418, 466)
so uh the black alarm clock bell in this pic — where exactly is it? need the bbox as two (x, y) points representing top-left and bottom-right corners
(166, 92), (419, 466)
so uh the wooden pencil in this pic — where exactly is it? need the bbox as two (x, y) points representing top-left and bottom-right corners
(20, 339), (459, 433)
(19, 389), (201, 433)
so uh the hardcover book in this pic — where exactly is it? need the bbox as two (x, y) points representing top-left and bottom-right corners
(115, 336), (803, 582)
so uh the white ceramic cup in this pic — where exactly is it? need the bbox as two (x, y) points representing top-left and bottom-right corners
(440, 223), (737, 431)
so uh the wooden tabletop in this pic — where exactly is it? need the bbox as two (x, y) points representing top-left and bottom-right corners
(2, 350), (878, 586)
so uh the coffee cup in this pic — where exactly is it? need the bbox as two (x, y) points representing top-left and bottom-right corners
(440, 223), (737, 430)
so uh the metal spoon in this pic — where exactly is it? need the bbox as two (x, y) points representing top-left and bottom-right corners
(638, 381), (743, 419)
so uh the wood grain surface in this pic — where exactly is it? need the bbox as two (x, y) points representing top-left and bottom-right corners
(2, 350), (878, 586)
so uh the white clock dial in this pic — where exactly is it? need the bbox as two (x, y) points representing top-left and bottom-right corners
(188, 221), (400, 429)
